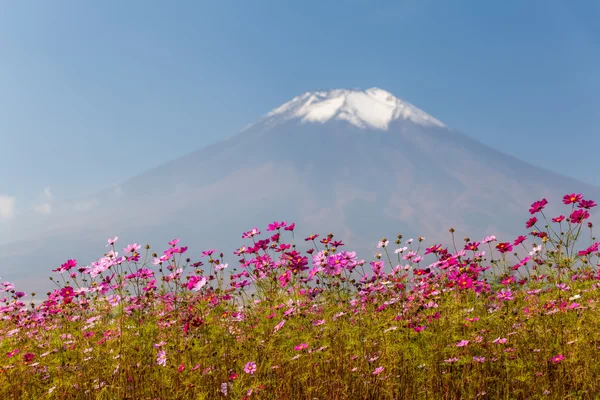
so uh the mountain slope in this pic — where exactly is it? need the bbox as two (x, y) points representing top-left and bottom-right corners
(2, 88), (598, 293)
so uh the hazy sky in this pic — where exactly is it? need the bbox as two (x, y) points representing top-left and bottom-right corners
(1, 0), (599, 221)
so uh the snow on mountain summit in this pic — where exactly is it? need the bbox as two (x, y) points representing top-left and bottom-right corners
(264, 87), (446, 130)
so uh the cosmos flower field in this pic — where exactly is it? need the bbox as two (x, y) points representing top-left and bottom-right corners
(1, 193), (600, 399)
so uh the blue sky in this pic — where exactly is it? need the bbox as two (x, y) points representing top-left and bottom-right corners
(1, 0), (599, 220)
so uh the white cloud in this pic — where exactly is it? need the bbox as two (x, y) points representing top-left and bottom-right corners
(42, 187), (53, 201)
(33, 202), (52, 215)
(74, 199), (99, 212)
(0, 195), (16, 220)
(33, 187), (54, 215)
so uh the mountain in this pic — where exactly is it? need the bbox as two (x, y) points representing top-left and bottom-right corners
(3, 87), (599, 294)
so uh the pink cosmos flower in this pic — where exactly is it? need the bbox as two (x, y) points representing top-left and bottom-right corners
(157, 350), (167, 367)
(552, 215), (565, 223)
(525, 217), (537, 229)
(215, 262), (229, 271)
(53, 259), (77, 273)
(550, 354), (565, 363)
(283, 307), (295, 317)
(513, 235), (527, 246)
(497, 289), (514, 301)
(6, 349), (19, 358)
(464, 242), (480, 252)
(563, 193), (583, 205)
(495, 242), (513, 253)
(578, 199), (597, 209)
(529, 198), (548, 214)
(143, 279), (157, 292)
(305, 234), (319, 241)
(278, 270), (291, 288)
(137, 268), (154, 279)
(578, 242), (600, 257)
(482, 235), (496, 244)
(266, 221), (287, 231)
(233, 246), (248, 256)
(323, 254), (345, 276)
(570, 209), (590, 224)
(106, 237), (118, 247)
(244, 361), (257, 374)
(456, 340), (469, 347)
(123, 243), (141, 253)
(377, 240), (389, 248)
(201, 249), (215, 257)
(294, 343), (308, 351)
(152, 255), (169, 265)
(273, 320), (286, 332)
(165, 268), (183, 282)
(187, 276), (207, 291)
(424, 244), (443, 255)
(373, 366), (384, 375)
(501, 276), (516, 285)
(242, 228), (261, 239)
(106, 295), (121, 307)
(395, 247), (408, 254)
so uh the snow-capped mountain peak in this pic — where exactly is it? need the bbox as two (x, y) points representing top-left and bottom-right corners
(264, 87), (446, 130)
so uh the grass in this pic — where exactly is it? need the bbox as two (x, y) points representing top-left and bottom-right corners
(1, 194), (600, 399)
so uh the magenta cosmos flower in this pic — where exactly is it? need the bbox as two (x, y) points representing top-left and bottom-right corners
(551, 354), (565, 363)
(294, 343), (308, 351)
(529, 198), (548, 214)
(323, 254), (346, 276)
(570, 209), (590, 224)
(578, 199), (597, 209)
(525, 217), (537, 229)
(495, 242), (513, 253)
(563, 193), (583, 205)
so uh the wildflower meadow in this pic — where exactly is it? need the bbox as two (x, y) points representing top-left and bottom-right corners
(1, 193), (600, 399)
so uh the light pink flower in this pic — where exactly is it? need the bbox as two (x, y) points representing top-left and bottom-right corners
(244, 361), (257, 374)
